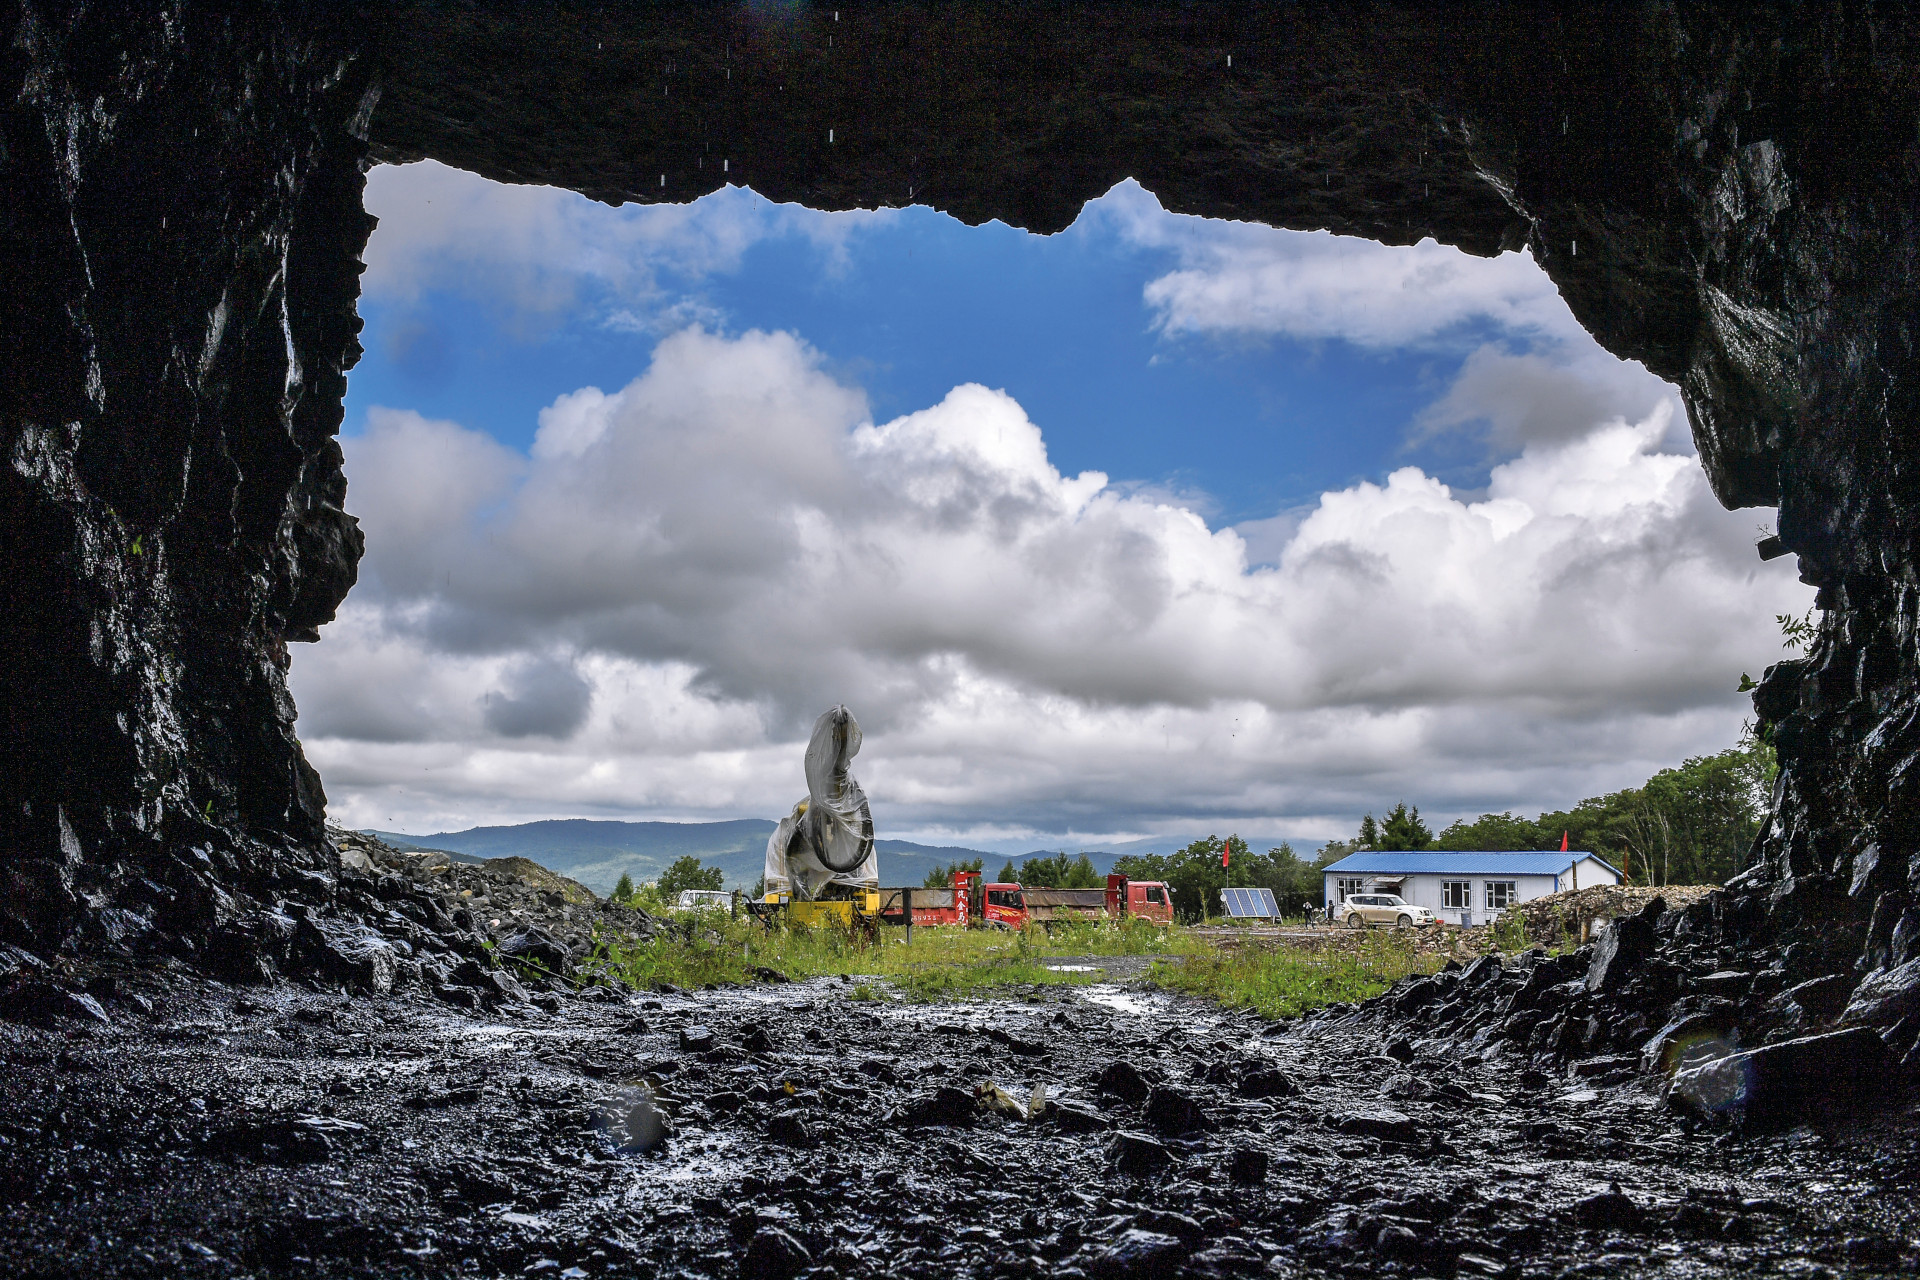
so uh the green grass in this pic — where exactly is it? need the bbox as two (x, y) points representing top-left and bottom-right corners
(578, 912), (1170, 1001)
(1142, 930), (1443, 1019)
(569, 910), (1436, 1017)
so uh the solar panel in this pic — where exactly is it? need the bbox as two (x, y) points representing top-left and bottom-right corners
(1221, 887), (1279, 920)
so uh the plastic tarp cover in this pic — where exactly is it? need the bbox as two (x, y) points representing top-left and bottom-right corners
(764, 706), (878, 900)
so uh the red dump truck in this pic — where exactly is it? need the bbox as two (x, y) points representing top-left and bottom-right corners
(873, 871), (979, 928)
(981, 873), (1174, 929)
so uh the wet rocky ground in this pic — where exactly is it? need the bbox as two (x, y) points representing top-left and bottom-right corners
(7, 957), (1920, 1279)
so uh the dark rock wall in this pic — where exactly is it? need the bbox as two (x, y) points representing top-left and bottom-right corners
(3, 1), (1918, 971)
(1, 2), (372, 955)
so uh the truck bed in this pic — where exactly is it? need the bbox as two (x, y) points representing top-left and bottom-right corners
(874, 886), (965, 926)
(1023, 887), (1107, 920)
(876, 887), (955, 912)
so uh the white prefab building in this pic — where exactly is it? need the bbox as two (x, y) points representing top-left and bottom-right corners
(1322, 851), (1622, 928)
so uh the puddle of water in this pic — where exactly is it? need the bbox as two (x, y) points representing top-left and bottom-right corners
(1079, 985), (1155, 1016)
(627, 1131), (756, 1186)
(1046, 964), (1100, 973)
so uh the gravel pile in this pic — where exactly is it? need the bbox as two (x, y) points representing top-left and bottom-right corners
(332, 827), (660, 966)
(1510, 883), (1717, 947)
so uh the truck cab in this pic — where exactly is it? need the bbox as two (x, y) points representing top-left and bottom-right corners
(982, 883), (1030, 929)
(1119, 879), (1174, 924)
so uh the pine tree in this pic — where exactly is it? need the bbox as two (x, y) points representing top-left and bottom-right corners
(658, 856), (724, 897)
(1377, 802), (1433, 851)
(613, 872), (635, 903)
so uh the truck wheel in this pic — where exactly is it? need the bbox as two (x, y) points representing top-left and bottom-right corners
(1396, 914), (1412, 929)
(1348, 913), (1365, 930)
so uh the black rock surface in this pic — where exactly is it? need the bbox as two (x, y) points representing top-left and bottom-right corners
(4, 975), (1919, 1277)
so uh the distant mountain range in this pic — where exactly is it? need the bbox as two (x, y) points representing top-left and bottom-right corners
(366, 819), (1314, 896)
(366, 819), (997, 895)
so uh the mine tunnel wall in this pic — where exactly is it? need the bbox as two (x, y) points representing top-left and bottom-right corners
(2, 0), (1918, 974)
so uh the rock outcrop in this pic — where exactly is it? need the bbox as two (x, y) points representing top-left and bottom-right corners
(3, 3), (1919, 1001)
(2, 5), (376, 961)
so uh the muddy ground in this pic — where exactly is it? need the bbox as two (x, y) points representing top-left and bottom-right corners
(6, 960), (1920, 1279)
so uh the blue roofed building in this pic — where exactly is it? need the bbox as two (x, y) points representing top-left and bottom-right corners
(1322, 851), (1621, 928)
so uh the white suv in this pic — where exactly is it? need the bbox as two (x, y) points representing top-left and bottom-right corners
(1335, 894), (1437, 929)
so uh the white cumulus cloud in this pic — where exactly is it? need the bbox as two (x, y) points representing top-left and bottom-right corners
(1097, 180), (1690, 456)
(293, 326), (1806, 845)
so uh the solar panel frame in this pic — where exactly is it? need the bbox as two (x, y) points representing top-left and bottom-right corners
(1221, 887), (1279, 920)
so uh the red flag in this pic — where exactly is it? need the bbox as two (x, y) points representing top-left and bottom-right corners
(1561, 831), (1569, 852)
(1221, 842), (1230, 869)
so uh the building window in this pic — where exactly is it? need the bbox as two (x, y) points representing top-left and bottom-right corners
(1484, 881), (1517, 910)
(1336, 877), (1365, 902)
(1442, 881), (1471, 910)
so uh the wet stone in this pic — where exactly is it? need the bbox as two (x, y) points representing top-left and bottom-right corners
(1107, 1130), (1174, 1176)
(740, 1225), (812, 1280)
(1641, 1012), (1734, 1075)
(1573, 1187), (1644, 1232)
(497, 926), (570, 977)
(1098, 1060), (1152, 1104)
(1587, 900), (1661, 994)
(1237, 1066), (1299, 1098)
(891, 1085), (978, 1127)
(0, 982), (111, 1027)
(1088, 1227), (1186, 1279)
(765, 1113), (813, 1147)
(1329, 1109), (1420, 1145)
(1227, 1147), (1269, 1184)
(679, 1025), (716, 1052)
(1373, 1222), (1421, 1258)
(1143, 1085), (1211, 1135)
(1782, 973), (1855, 1021)
(1461, 955), (1504, 986)
(1694, 970), (1753, 997)
(1134, 1210), (1204, 1243)
(1050, 1101), (1109, 1133)
(1673, 1025), (1893, 1127)
(1842, 957), (1920, 1027)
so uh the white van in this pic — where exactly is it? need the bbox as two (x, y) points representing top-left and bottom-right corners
(675, 889), (733, 912)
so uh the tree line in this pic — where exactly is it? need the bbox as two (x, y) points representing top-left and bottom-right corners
(1103, 732), (1774, 923)
(610, 855), (725, 909)
(1321, 733), (1775, 887)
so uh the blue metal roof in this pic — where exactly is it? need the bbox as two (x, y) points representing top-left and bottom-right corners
(1322, 851), (1621, 877)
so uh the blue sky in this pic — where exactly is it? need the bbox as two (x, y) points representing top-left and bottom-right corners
(292, 164), (1807, 848)
(350, 181), (1557, 531)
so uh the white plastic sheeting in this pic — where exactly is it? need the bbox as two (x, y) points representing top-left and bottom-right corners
(763, 705), (878, 900)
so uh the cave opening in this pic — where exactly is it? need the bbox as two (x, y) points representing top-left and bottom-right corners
(300, 158), (1809, 881)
